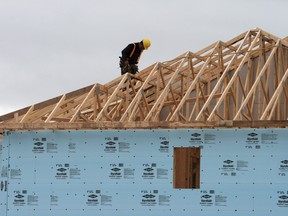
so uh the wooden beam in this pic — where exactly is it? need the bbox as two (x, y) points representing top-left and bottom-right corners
(260, 68), (288, 120)
(45, 94), (67, 122)
(19, 105), (34, 123)
(234, 40), (281, 120)
(95, 73), (129, 121)
(169, 42), (221, 121)
(196, 30), (254, 121)
(120, 63), (159, 121)
(1, 120), (288, 131)
(145, 52), (190, 121)
(207, 30), (262, 121)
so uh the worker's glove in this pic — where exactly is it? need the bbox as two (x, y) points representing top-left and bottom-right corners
(119, 57), (129, 68)
(121, 64), (131, 75)
(130, 64), (138, 74)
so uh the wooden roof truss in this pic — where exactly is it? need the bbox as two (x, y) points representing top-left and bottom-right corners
(1, 28), (288, 125)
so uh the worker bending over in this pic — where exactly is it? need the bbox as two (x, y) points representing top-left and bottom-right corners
(119, 38), (151, 75)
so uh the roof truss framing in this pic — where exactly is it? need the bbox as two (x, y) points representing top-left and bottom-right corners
(1, 28), (288, 126)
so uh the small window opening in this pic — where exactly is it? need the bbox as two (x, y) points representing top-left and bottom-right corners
(173, 147), (200, 189)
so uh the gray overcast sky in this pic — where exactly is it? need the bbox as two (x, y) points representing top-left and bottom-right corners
(0, 0), (287, 115)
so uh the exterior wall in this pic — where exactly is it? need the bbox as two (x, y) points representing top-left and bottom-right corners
(0, 128), (288, 216)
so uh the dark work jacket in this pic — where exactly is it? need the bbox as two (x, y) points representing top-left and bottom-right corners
(121, 42), (143, 65)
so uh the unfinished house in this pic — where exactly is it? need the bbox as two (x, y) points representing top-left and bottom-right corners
(1, 28), (288, 216)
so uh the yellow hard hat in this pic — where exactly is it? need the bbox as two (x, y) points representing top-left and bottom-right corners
(142, 38), (151, 50)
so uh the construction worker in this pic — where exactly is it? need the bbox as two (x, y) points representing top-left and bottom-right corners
(119, 38), (151, 75)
